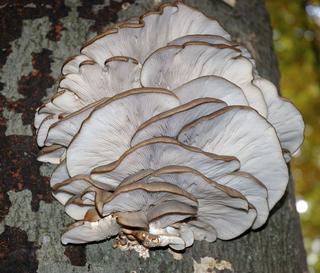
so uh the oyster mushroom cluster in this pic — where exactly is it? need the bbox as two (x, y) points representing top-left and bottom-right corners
(34, 1), (304, 251)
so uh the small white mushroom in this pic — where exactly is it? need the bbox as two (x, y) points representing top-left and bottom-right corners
(37, 145), (66, 164)
(61, 213), (120, 244)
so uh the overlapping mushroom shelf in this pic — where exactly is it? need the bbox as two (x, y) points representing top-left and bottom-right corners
(34, 1), (304, 251)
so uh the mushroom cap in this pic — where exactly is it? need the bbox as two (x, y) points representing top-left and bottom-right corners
(141, 42), (267, 116)
(61, 214), (120, 245)
(131, 98), (226, 146)
(122, 165), (255, 240)
(173, 75), (248, 105)
(50, 161), (71, 205)
(37, 145), (66, 164)
(59, 58), (141, 102)
(215, 172), (268, 228)
(91, 137), (240, 187)
(101, 181), (199, 236)
(81, 1), (230, 65)
(178, 106), (288, 209)
(102, 182), (198, 217)
(253, 78), (305, 160)
(66, 88), (179, 176)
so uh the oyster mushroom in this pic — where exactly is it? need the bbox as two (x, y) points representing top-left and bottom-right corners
(34, 0), (304, 251)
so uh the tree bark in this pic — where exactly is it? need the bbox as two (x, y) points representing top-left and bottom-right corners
(0, 0), (308, 272)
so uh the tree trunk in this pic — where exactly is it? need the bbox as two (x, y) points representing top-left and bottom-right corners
(0, 0), (308, 272)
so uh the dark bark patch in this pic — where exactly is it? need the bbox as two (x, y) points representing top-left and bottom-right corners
(64, 245), (87, 266)
(0, 48), (54, 221)
(0, 134), (53, 215)
(0, 225), (39, 273)
(0, 1), (70, 71)
(78, 0), (135, 33)
(14, 49), (54, 125)
(47, 20), (66, 41)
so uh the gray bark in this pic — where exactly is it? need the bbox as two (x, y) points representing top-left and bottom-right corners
(0, 0), (308, 272)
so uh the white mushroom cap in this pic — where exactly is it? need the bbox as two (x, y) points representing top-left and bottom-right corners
(215, 172), (268, 228)
(131, 98), (226, 146)
(59, 58), (141, 102)
(253, 78), (305, 160)
(91, 137), (240, 187)
(61, 54), (91, 75)
(66, 89), (180, 176)
(50, 161), (71, 205)
(61, 214), (120, 245)
(178, 106), (288, 209)
(64, 197), (94, 220)
(81, 1), (230, 65)
(124, 166), (255, 240)
(37, 145), (66, 164)
(34, 89), (84, 131)
(173, 75), (248, 105)
(141, 42), (267, 117)
(36, 115), (60, 146)
(35, 57), (141, 143)
(102, 182), (198, 217)
(168, 34), (257, 74)
(44, 99), (100, 147)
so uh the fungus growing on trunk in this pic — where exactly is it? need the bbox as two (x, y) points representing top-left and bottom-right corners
(34, 0), (304, 254)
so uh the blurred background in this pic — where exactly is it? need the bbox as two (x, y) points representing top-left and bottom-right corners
(266, 1), (320, 272)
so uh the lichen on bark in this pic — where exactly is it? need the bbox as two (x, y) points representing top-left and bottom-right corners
(0, 1), (307, 273)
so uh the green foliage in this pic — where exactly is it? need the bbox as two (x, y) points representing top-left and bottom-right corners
(266, 1), (320, 271)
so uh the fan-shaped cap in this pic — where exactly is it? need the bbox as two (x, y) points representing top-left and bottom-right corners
(81, 1), (230, 65)
(91, 137), (240, 187)
(61, 54), (91, 75)
(124, 165), (255, 240)
(254, 78), (305, 160)
(61, 214), (120, 245)
(168, 34), (257, 73)
(131, 98), (226, 146)
(215, 172), (268, 228)
(102, 182), (197, 215)
(66, 89), (180, 176)
(178, 106), (288, 209)
(141, 42), (267, 116)
(34, 89), (84, 131)
(37, 145), (66, 164)
(173, 75), (248, 105)
(50, 161), (71, 205)
(59, 58), (141, 103)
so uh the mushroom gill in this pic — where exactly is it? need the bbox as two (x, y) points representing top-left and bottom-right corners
(34, 1), (304, 253)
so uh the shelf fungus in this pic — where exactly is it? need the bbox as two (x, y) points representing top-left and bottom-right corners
(34, 1), (304, 254)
